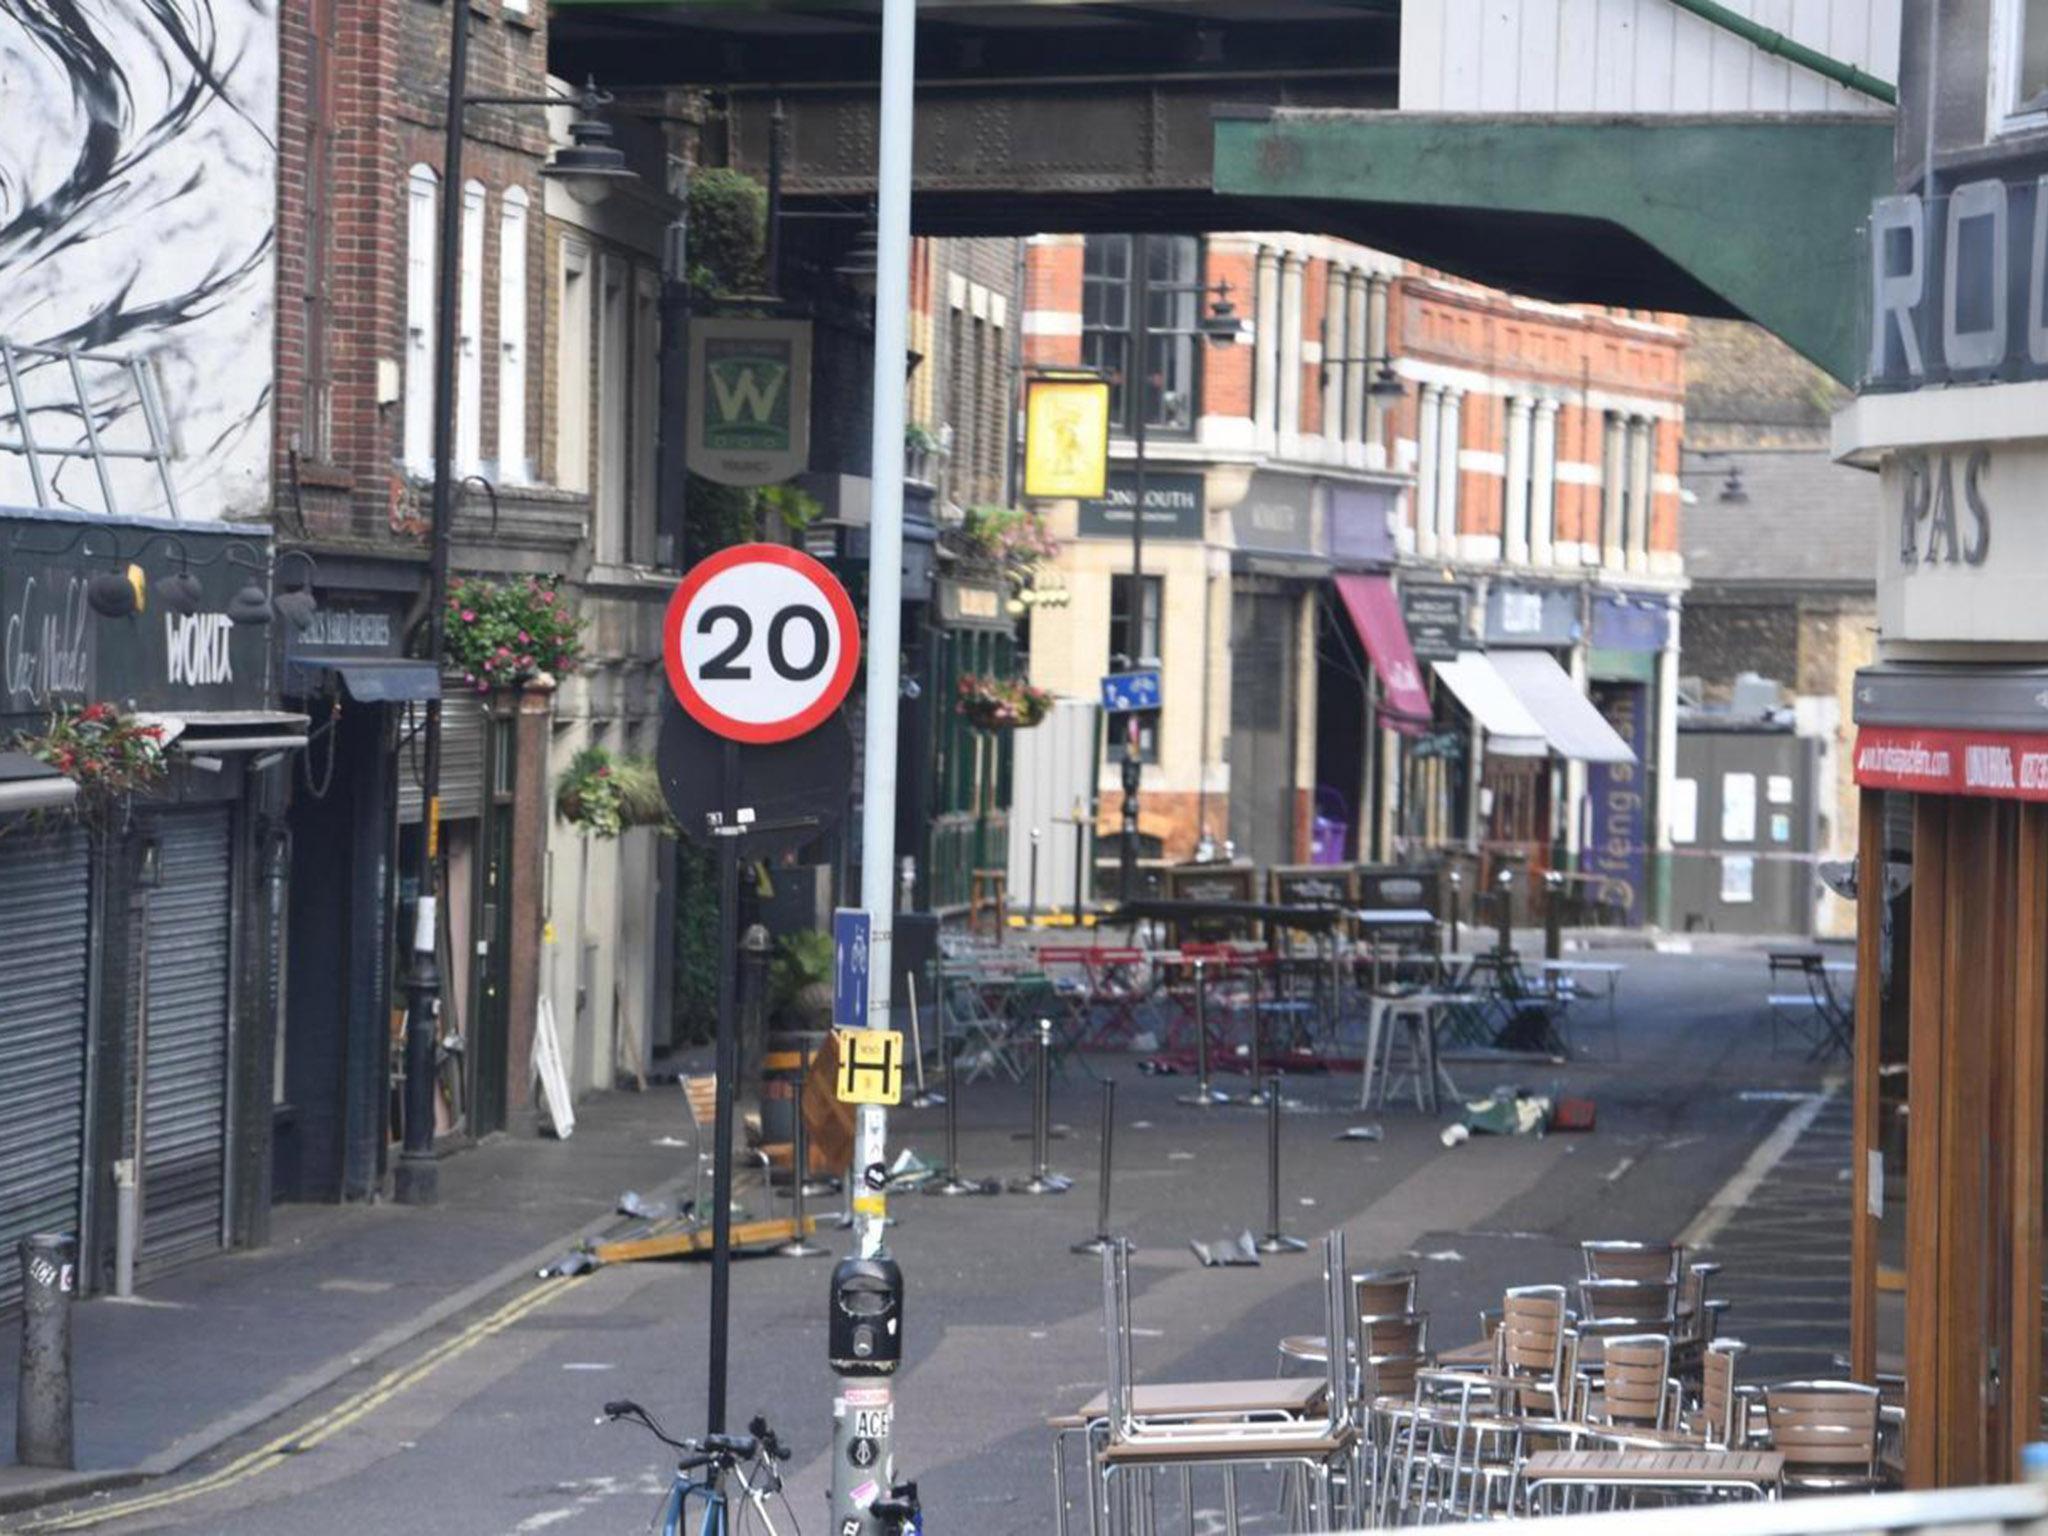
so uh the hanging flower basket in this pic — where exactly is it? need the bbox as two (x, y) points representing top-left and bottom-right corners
(446, 575), (585, 693)
(555, 746), (673, 839)
(13, 702), (168, 822)
(956, 673), (1052, 731)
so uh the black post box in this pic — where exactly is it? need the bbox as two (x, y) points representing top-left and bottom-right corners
(829, 1255), (903, 1376)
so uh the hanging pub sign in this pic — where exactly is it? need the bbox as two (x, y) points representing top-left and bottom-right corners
(1077, 470), (1204, 541)
(1866, 175), (2048, 390)
(685, 318), (813, 487)
(1022, 373), (1110, 500)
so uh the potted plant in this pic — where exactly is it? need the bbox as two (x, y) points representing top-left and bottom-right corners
(445, 574), (584, 693)
(555, 746), (673, 838)
(956, 673), (1053, 731)
(13, 702), (168, 824)
(768, 929), (837, 1029)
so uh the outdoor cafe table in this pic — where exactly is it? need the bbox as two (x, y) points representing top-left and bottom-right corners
(1522, 1448), (1784, 1512)
(1049, 1377), (1328, 1536)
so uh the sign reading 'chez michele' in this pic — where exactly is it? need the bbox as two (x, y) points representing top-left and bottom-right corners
(1875, 443), (2044, 642)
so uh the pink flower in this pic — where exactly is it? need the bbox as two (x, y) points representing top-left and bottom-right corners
(517, 631), (530, 644)
(539, 590), (556, 605)
(461, 610), (476, 623)
(518, 655), (533, 669)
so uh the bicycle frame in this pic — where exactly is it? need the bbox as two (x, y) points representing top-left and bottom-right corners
(659, 1454), (785, 1536)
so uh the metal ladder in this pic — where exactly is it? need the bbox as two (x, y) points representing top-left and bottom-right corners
(0, 337), (182, 519)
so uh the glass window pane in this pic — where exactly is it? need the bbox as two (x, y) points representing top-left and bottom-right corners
(2023, 0), (2048, 108)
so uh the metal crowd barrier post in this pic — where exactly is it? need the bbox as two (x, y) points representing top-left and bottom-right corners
(1071, 1078), (1123, 1255)
(1009, 1019), (1073, 1194)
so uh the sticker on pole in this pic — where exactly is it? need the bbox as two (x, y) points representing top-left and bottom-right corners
(662, 543), (861, 745)
(834, 1028), (904, 1105)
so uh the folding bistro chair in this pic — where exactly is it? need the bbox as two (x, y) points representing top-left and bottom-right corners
(1762, 1380), (1882, 1494)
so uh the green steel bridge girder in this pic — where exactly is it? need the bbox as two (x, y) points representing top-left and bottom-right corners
(1212, 112), (1894, 386)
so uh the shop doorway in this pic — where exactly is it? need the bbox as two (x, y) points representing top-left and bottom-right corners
(1229, 585), (1300, 868)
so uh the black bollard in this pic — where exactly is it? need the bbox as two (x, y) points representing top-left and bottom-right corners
(1178, 959), (1228, 1107)
(16, 1233), (75, 1469)
(1254, 1095), (1307, 1254)
(1544, 868), (1565, 961)
(1447, 869), (1463, 954)
(1495, 867), (1515, 959)
(1071, 1079), (1123, 1255)
(1009, 1019), (1072, 1194)
(929, 1038), (984, 1197)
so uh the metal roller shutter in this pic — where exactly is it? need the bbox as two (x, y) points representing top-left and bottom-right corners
(139, 810), (231, 1278)
(0, 826), (91, 1313)
(398, 691), (486, 824)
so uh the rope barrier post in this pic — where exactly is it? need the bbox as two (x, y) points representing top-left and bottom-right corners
(1009, 1019), (1072, 1194)
(1071, 1078), (1122, 1255)
(908, 969), (941, 1109)
(1232, 960), (1269, 1106)
(928, 1035), (983, 1197)
(1255, 1092), (1307, 1255)
(1177, 958), (1228, 1107)
(776, 1088), (829, 1258)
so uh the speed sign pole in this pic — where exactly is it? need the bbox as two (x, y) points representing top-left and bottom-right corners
(835, 0), (918, 1532)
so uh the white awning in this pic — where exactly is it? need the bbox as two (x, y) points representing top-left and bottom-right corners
(135, 711), (312, 756)
(1489, 649), (1637, 765)
(1431, 653), (1547, 757)
(0, 752), (79, 815)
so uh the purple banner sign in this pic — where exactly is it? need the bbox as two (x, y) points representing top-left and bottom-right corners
(1586, 681), (1648, 925)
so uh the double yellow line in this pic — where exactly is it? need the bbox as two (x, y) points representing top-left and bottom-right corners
(18, 1276), (585, 1533)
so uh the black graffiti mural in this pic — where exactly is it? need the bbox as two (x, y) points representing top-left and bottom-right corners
(0, 0), (275, 519)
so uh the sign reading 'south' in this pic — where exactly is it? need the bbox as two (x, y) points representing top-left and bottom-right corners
(663, 544), (860, 745)
(685, 318), (813, 487)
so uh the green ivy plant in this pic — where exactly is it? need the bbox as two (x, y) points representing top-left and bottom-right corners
(555, 745), (672, 839)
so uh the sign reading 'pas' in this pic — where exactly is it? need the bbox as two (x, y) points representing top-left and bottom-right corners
(685, 318), (813, 487)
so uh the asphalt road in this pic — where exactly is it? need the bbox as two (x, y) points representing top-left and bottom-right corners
(13, 946), (1843, 1536)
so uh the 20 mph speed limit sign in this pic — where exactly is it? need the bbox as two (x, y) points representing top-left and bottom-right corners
(663, 544), (861, 744)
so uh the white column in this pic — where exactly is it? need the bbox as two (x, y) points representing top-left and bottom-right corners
(1531, 400), (1559, 567)
(1435, 389), (1462, 558)
(1600, 412), (1625, 569)
(1253, 246), (1280, 451)
(1344, 271), (1368, 460)
(1320, 265), (1345, 463)
(1277, 252), (1304, 459)
(1503, 396), (1533, 566)
(1363, 275), (1390, 468)
(1414, 384), (1442, 560)
(1628, 416), (1655, 573)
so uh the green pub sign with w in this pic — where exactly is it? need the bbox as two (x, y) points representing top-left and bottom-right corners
(686, 318), (813, 488)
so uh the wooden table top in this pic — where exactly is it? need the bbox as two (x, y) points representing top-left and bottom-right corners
(1523, 1449), (1784, 1485)
(1056, 1376), (1326, 1428)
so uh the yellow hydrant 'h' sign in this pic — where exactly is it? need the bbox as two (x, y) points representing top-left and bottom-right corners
(834, 1028), (904, 1106)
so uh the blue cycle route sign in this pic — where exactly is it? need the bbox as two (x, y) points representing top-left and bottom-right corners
(832, 907), (871, 1029)
(1100, 669), (1162, 714)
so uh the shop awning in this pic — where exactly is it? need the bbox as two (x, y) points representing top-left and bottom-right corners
(1489, 650), (1638, 765)
(1333, 573), (1431, 735)
(0, 752), (79, 815)
(1432, 653), (1547, 757)
(135, 711), (312, 756)
(285, 657), (442, 703)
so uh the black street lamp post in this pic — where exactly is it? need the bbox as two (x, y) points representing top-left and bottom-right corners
(398, 2), (635, 1206)
(1116, 237), (1243, 906)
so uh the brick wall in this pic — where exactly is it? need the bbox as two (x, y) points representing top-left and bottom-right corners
(277, 0), (551, 545)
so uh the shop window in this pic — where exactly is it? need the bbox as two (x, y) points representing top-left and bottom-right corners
(1997, 0), (2048, 129)
(1109, 574), (1161, 763)
(1083, 234), (1201, 437)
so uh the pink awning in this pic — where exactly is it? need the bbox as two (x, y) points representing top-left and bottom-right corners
(1334, 573), (1432, 736)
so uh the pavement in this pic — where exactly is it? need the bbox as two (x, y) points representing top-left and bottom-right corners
(0, 938), (1854, 1534)
(0, 1090), (709, 1509)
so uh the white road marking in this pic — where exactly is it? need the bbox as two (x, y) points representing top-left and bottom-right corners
(1602, 1156), (1636, 1184)
(1679, 1083), (1837, 1252)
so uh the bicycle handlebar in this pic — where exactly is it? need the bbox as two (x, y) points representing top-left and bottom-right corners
(601, 1401), (779, 1468)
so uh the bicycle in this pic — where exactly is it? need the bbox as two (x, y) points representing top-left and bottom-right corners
(601, 1400), (798, 1536)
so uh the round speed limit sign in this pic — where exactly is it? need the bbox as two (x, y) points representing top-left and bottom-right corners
(662, 543), (862, 744)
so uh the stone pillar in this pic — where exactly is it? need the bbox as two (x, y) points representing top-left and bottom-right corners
(1344, 271), (1369, 457)
(1435, 389), (1462, 559)
(1253, 246), (1280, 451)
(1531, 400), (1559, 567)
(1503, 396), (1533, 566)
(1415, 384), (1442, 561)
(1362, 275), (1389, 464)
(1600, 411), (1625, 569)
(1277, 252), (1304, 458)
(1321, 266), (1346, 461)
(1628, 416), (1655, 573)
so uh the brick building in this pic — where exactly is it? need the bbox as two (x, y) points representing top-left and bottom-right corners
(272, 0), (675, 1199)
(1021, 232), (1687, 919)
